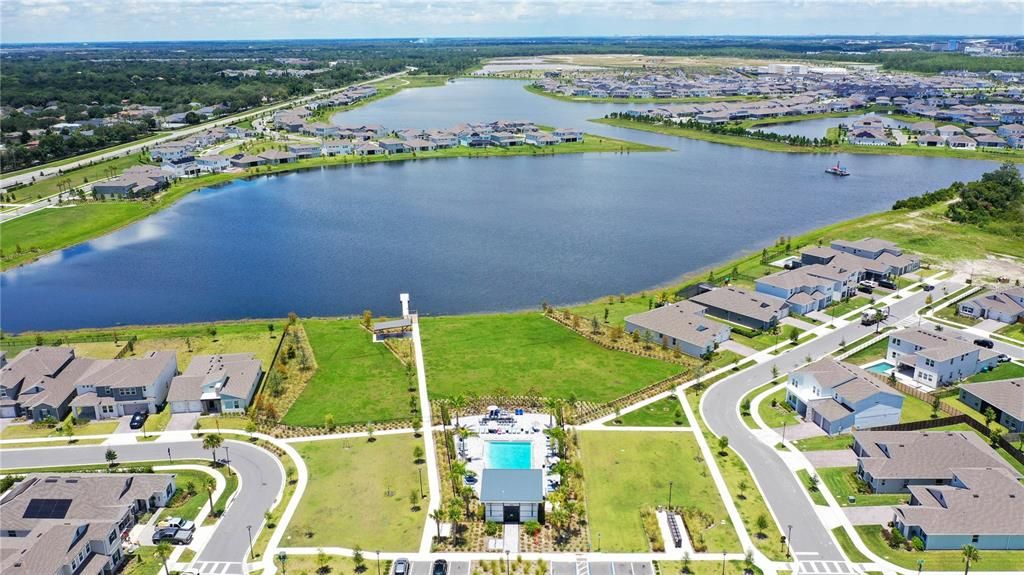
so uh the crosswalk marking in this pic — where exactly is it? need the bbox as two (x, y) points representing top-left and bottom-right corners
(797, 560), (856, 575)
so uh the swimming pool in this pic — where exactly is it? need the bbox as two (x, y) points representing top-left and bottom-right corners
(486, 441), (533, 469)
(866, 362), (895, 374)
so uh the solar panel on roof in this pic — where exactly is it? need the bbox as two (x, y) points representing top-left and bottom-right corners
(23, 498), (72, 519)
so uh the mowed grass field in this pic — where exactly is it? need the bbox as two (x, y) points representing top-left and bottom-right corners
(282, 319), (412, 427)
(420, 313), (681, 403)
(284, 434), (426, 550)
(578, 431), (739, 552)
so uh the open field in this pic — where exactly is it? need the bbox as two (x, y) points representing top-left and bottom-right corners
(606, 396), (687, 427)
(420, 313), (681, 403)
(593, 116), (1024, 163)
(1, 132), (661, 271)
(282, 319), (412, 427)
(856, 525), (1024, 571)
(578, 431), (740, 552)
(285, 433), (426, 551)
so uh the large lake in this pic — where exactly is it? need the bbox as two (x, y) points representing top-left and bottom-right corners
(1, 79), (992, 331)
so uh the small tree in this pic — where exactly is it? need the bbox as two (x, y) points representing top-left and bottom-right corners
(288, 311), (298, 325)
(717, 435), (729, 455)
(681, 551), (691, 574)
(755, 514), (769, 538)
(324, 414), (336, 431)
(808, 473), (820, 492)
(788, 326), (799, 344)
(931, 397), (941, 418)
(412, 418), (423, 437)
(316, 549), (330, 574)
(207, 326), (218, 340)
(740, 398), (751, 416)
(268, 323), (275, 336)
(410, 489), (420, 509)
(962, 544), (980, 575)
(984, 406), (997, 428)
(362, 310), (373, 329)
(737, 479), (748, 499)
(413, 445), (425, 463)
(353, 546), (365, 572)
(366, 423), (376, 442)
(105, 448), (118, 467)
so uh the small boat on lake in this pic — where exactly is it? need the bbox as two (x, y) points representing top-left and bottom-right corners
(825, 162), (850, 176)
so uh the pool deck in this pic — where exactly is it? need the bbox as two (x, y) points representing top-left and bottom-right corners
(456, 411), (558, 497)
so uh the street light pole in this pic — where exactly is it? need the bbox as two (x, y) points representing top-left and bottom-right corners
(787, 524), (793, 559)
(917, 560), (924, 575)
(668, 481), (674, 509)
(419, 468), (424, 499)
(247, 524), (254, 559)
(377, 551), (381, 575)
(505, 550), (511, 575)
(167, 448), (172, 463)
(225, 445), (230, 462)
(721, 551), (726, 575)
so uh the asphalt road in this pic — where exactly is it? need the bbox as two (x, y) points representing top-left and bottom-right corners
(0, 438), (282, 565)
(700, 281), (964, 561)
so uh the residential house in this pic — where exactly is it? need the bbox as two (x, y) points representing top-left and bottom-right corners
(689, 286), (789, 331)
(69, 351), (177, 420)
(812, 238), (920, 279)
(958, 287), (1024, 323)
(162, 156), (199, 178)
(958, 379), (1024, 433)
(525, 132), (560, 146)
(229, 153), (265, 168)
(403, 138), (436, 152)
(552, 129), (583, 142)
(0, 347), (76, 420)
(167, 353), (263, 415)
(786, 358), (904, 434)
(354, 141), (384, 156)
(197, 154), (231, 172)
(937, 125), (964, 140)
(378, 138), (409, 154)
(917, 134), (945, 147)
(149, 143), (191, 162)
(257, 150), (296, 165)
(624, 300), (731, 358)
(287, 143), (322, 159)
(756, 262), (860, 315)
(853, 429), (1021, 494)
(995, 123), (1024, 147)
(426, 131), (458, 148)
(480, 469), (544, 524)
(0, 473), (176, 574)
(886, 328), (1000, 388)
(322, 139), (353, 156)
(894, 467), (1024, 550)
(947, 134), (977, 150)
(909, 121), (936, 134)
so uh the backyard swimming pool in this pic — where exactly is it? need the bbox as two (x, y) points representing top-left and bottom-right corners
(866, 362), (895, 374)
(486, 441), (533, 469)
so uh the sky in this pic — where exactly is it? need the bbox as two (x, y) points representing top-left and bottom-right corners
(1, 0), (1021, 44)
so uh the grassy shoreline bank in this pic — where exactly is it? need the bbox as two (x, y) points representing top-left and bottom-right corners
(0, 132), (662, 271)
(592, 116), (1024, 162)
(524, 83), (758, 104)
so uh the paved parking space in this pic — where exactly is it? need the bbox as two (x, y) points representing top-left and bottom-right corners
(589, 562), (652, 575)
(409, 560), (434, 575)
(843, 505), (896, 526)
(166, 413), (200, 432)
(775, 421), (825, 441)
(449, 560), (471, 575)
(804, 449), (857, 468)
(976, 318), (1006, 334)
(551, 562), (576, 575)
(720, 340), (757, 357)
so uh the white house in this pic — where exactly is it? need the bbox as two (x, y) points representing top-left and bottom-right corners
(886, 328), (1000, 388)
(197, 154), (231, 172)
(786, 358), (904, 434)
(322, 139), (354, 156)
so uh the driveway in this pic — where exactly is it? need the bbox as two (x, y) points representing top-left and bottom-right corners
(113, 415), (137, 434)
(843, 506), (896, 526)
(720, 339), (758, 357)
(166, 412), (200, 432)
(804, 449), (857, 469)
(782, 316), (819, 332)
(976, 318), (1008, 334)
(774, 421), (824, 441)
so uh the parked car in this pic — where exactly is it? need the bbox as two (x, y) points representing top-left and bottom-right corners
(878, 279), (897, 290)
(859, 280), (878, 289)
(974, 338), (995, 349)
(922, 284), (935, 292)
(172, 529), (194, 545)
(129, 411), (149, 429)
(997, 353), (1011, 363)
(162, 517), (196, 532)
(433, 559), (448, 575)
(152, 527), (181, 544)
(857, 285), (874, 294)
(394, 559), (410, 575)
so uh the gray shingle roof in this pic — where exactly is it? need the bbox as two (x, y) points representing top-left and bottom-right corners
(960, 379), (1024, 421)
(896, 467), (1024, 536)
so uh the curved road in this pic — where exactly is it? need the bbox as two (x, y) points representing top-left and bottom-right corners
(0, 439), (282, 568)
(700, 281), (962, 562)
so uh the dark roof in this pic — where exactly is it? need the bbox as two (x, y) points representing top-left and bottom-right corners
(480, 469), (544, 503)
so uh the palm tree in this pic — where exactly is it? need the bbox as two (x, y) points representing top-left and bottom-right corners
(544, 397), (563, 427)
(449, 395), (466, 427)
(430, 509), (445, 538)
(203, 433), (223, 463)
(155, 541), (172, 575)
(962, 544), (980, 575)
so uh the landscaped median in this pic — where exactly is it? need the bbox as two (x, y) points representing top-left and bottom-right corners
(0, 130), (664, 271)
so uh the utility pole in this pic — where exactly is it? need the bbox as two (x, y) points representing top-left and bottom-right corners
(668, 481), (674, 509)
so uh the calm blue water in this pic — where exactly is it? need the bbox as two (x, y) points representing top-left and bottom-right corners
(1, 79), (995, 332)
(758, 113), (911, 138)
(486, 441), (533, 469)
(866, 362), (895, 373)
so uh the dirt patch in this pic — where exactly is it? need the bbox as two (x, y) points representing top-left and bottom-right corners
(952, 253), (1024, 285)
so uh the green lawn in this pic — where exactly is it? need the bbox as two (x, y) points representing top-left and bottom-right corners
(899, 394), (939, 423)
(793, 434), (854, 452)
(606, 396), (688, 427)
(578, 431), (739, 552)
(421, 313), (681, 403)
(856, 525), (1024, 571)
(657, 561), (762, 575)
(933, 304), (982, 327)
(0, 418), (118, 440)
(164, 469), (221, 521)
(966, 361), (1024, 383)
(796, 469), (828, 506)
(995, 322), (1024, 344)
(831, 527), (871, 563)
(757, 388), (800, 429)
(843, 338), (890, 365)
(285, 433), (427, 550)
(828, 296), (871, 319)
(122, 546), (163, 575)
(282, 319), (412, 427)
(570, 295), (661, 328)
(819, 467), (909, 507)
